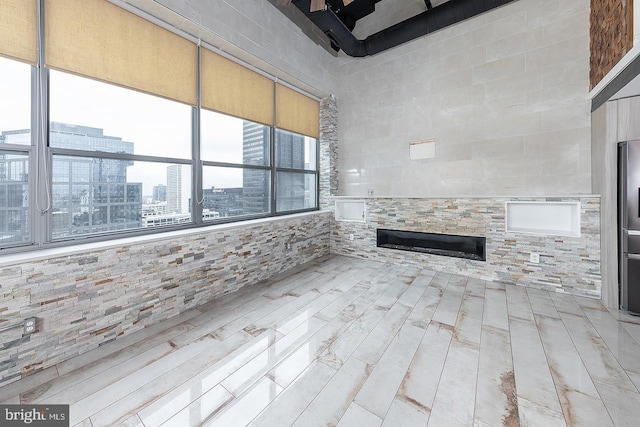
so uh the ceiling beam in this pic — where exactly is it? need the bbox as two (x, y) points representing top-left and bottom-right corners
(293, 0), (519, 57)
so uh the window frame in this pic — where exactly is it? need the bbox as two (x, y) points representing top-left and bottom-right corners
(0, 145), (33, 248)
(0, 0), (321, 255)
(273, 128), (320, 215)
(0, 57), (37, 251)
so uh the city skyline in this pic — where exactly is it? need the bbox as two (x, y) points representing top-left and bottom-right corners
(1, 117), (315, 241)
(0, 60), (316, 240)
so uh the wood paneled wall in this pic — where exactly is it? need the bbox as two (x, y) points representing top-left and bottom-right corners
(590, 0), (634, 89)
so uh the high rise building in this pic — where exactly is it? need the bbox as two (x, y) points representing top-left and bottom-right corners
(242, 122), (270, 215)
(166, 164), (182, 214)
(201, 187), (243, 218)
(273, 129), (307, 212)
(242, 122), (310, 213)
(1, 122), (143, 239)
(0, 146), (29, 244)
(153, 184), (167, 202)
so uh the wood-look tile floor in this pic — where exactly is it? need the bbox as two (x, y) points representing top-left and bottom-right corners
(2, 255), (640, 426)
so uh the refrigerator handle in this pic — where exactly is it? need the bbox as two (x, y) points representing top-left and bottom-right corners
(624, 229), (628, 254)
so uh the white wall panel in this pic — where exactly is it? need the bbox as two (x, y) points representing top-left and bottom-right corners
(337, 0), (591, 197)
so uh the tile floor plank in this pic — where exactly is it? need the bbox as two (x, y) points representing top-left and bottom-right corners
(160, 384), (234, 426)
(594, 380), (640, 426)
(559, 311), (638, 392)
(291, 357), (370, 427)
(221, 316), (327, 397)
(381, 396), (429, 427)
(353, 323), (425, 418)
(336, 402), (382, 427)
(394, 320), (453, 422)
(535, 315), (614, 426)
(405, 283), (442, 329)
(426, 341), (479, 426)
(72, 335), (220, 425)
(509, 317), (564, 421)
(527, 288), (561, 319)
(482, 286), (509, 333)
(428, 278), (482, 427)
(43, 341), (181, 406)
(203, 377), (283, 426)
(576, 302), (640, 388)
(135, 330), (275, 427)
(170, 295), (276, 346)
(23, 321), (196, 405)
(250, 361), (337, 427)
(474, 327), (517, 427)
(475, 282), (516, 427)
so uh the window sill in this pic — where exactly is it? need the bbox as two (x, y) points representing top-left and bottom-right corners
(0, 210), (328, 268)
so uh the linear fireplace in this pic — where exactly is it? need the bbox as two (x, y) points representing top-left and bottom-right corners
(376, 229), (486, 261)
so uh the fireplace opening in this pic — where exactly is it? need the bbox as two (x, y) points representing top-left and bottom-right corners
(376, 229), (486, 261)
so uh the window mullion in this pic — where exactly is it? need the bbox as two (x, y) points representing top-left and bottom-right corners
(192, 43), (202, 226)
(192, 104), (202, 226)
(270, 126), (277, 216)
(271, 79), (277, 216)
(33, 0), (49, 247)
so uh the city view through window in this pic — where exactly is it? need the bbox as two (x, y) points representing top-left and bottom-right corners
(0, 58), (318, 246)
(0, 57), (30, 245)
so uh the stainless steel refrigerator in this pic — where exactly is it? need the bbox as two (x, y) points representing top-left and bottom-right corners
(619, 140), (640, 315)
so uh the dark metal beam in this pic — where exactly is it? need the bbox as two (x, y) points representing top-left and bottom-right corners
(294, 0), (519, 57)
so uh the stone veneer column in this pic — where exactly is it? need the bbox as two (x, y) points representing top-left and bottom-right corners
(319, 95), (338, 209)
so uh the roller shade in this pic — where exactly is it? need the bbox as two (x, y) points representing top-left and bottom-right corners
(0, 0), (37, 64)
(276, 83), (319, 139)
(45, 0), (197, 105)
(201, 48), (275, 126)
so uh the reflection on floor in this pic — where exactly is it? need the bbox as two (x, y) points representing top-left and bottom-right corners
(1, 255), (640, 426)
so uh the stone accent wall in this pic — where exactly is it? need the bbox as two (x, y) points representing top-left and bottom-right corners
(330, 197), (601, 298)
(319, 95), (338, 209)
(0, 212), (331, 387)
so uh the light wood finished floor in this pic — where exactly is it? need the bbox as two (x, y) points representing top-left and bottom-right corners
(2, 255), (640, 426)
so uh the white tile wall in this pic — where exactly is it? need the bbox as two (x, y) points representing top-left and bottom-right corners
(337, 0), (591, 197)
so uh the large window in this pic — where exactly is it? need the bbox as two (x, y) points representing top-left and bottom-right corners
(0, 0), (320, 253)
(48, 71), (193, 239)
(275, 129), (318, 212)
(201, 110), (272, 220)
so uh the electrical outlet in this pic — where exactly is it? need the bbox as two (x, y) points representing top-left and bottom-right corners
(285, 242), (291, 250)
(530, 252), (540, 264)
(367, 189), (374, 197)
(23, 317), (36, 334)
(348, 234), (355, 241)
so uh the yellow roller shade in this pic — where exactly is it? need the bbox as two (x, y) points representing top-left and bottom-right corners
(0, 0), (37, 64)
(201, 49), (275, 126)
(45, 0), (197, 105)
(276, 83), (319, 139)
